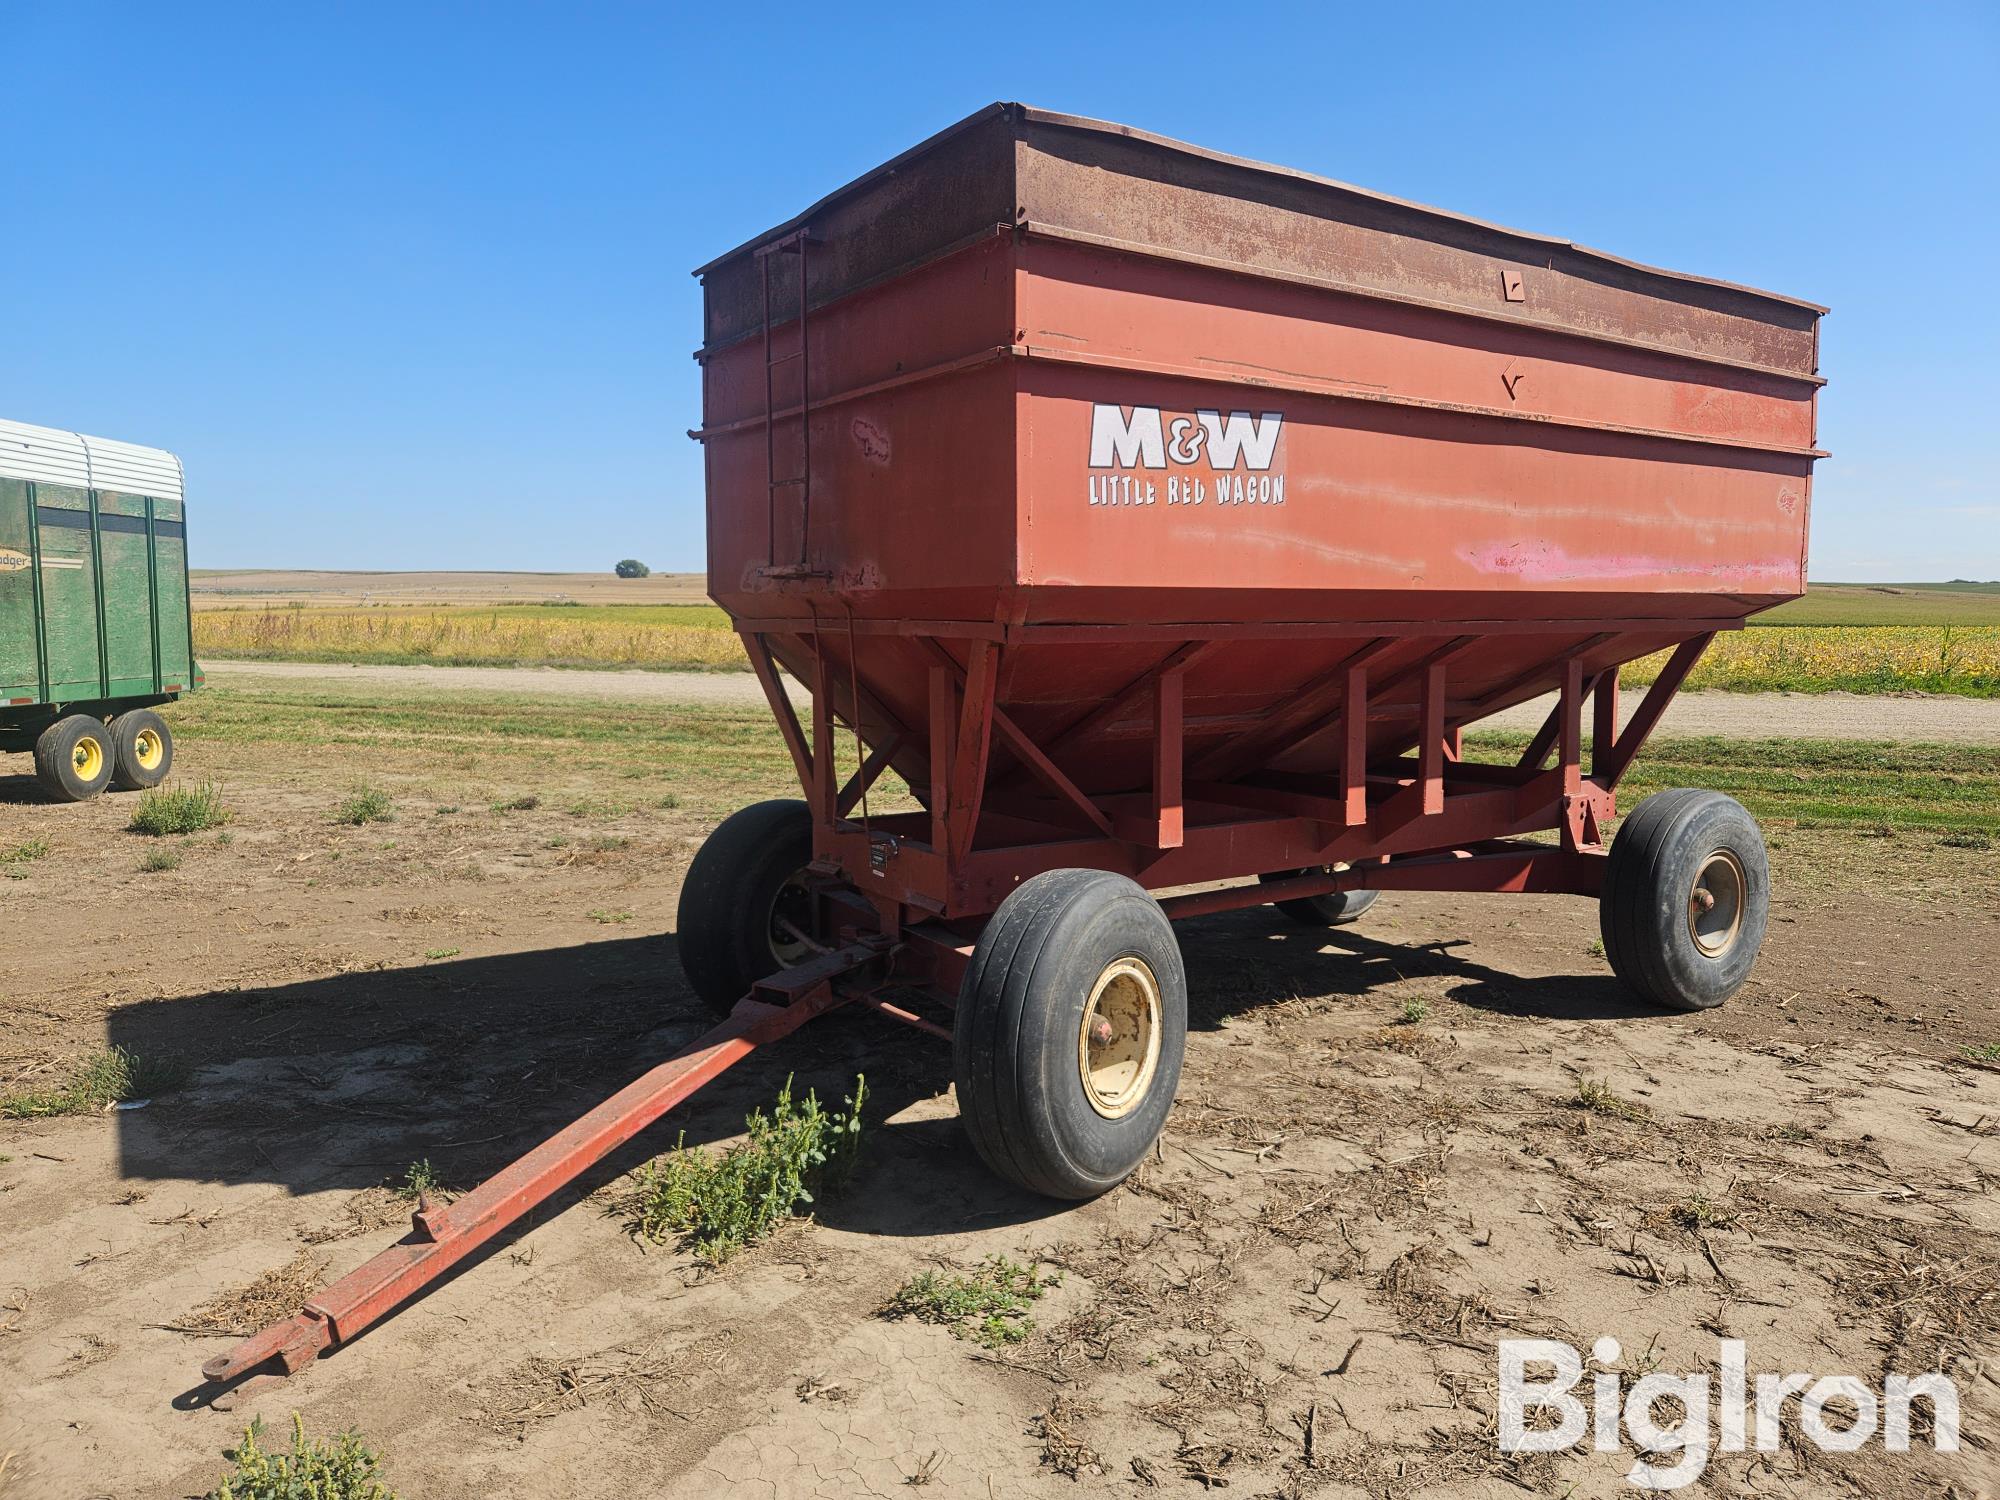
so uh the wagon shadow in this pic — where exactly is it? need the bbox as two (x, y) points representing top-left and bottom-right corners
(113, 910), (1646, 1209)
(0, 770), (62, 804)
(107, 934), (940, 1202)
(1173, 906), (1662, 1023)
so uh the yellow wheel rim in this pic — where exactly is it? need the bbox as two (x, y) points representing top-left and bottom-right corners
(1077, 956), (1164, 1120)
(133, 728), (165, 772)
(72, 736), (104, 781)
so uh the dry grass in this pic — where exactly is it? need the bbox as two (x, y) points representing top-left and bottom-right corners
(195, 604), (744, 671)
(168, 1250), (328, 1337)
(1031, 1395), (1104, 1479)
(480, 1331), (731, 1436)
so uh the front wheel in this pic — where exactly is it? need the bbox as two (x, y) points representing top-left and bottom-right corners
(954, 869), (1188, 1200)
(1600, 789), (1769, 1012)
(33, 715), (115, 802)
(676, 799), (815, 1016)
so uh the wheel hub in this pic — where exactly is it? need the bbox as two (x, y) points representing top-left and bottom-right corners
(134, 728), (164, 771)
(1077, 956), (1163, 1120)
(72, 737), (103, 780)
(766, 874), (816, 968)
(1687, 850), (1746, 958)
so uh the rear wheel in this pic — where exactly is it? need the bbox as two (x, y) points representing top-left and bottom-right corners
(954, 869), (1187, 1200)
(676, 799), (815, 1016)
(1260, 868), (1380, 928)
(110, 710), (174, 791)
(1600, 789), (1768, 1012)
(33, 715), (114, 802)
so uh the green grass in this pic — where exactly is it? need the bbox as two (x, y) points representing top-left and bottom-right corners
(1466, 731), (2000, 836)
(138, 845), (184, 873)
(627, 1076), (866, 1264)
(331, 785), (395, 825)
(883, 1257), (1059, 1348)
(1759, 582), (2000, 627)
(395, 1159), (442, 1200)
(129, 781), (230, 835)
(0, 1045), (185, 1119)
(1, 837), (50, 865)
(167, 682), (799, 816)
(209, 1413), (397, 1500)
(160, 679), (2000, 839)
(1961, 1042), (2000, 1064)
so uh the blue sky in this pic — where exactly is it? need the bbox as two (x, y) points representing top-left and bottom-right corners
(2, 2), (1994, 581)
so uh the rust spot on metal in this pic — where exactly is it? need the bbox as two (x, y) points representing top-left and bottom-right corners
(851, 415), (892, 465)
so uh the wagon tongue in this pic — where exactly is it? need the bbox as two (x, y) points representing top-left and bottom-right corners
(196, 956), (863, 1394)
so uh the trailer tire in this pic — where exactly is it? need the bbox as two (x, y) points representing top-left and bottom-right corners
(33, 715), (115, 802)
(954, 869), (1187, 1200)
(109, 710), (174, 791)
(1600, 789), (1767, 1012)
(676, 799), (816, 1016)
(1259, 870), (1380, 927)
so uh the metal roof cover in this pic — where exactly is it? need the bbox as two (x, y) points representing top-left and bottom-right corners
(0, 417), (184, 502)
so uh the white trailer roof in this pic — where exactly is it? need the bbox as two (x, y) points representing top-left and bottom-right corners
(0, 417), (184, 502)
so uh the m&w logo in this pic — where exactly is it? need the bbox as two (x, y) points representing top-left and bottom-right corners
(1087, 404), (1286, 508)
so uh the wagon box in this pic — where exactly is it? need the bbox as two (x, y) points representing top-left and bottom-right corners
(0, 418), (198, 799)
(203, 105), (1824, 1392)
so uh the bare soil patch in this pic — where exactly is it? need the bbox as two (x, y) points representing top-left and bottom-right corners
(1, 680), (1995, 1498)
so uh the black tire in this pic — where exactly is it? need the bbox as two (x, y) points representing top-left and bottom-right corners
(954, 869), (1188, 1200)
(110, 709), (174, 791)
(676, 799), (815, 1016)
(1259, 869), (1380, 928)
(33, 715), (115, 802)
(1600, 789), (1768, 1012)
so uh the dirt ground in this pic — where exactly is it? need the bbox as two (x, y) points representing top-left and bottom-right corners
(197, 659), (2000, 745)
(1, 690), (1997, 1498)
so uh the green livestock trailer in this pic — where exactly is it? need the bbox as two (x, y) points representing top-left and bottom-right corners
(0, 417), (199, 801)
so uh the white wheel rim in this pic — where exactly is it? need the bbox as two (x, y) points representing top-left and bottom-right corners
(1687, 850), (1746, 958)
(1077, 956), (1163, 1120)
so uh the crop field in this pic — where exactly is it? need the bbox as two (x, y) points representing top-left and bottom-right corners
(1627, 623), (2000, 697)
(193, 597), (2000, 697)
(1760, 580), (2000, 626)
(3, 670), (1997, 1498)
(194, 601), (745, 671)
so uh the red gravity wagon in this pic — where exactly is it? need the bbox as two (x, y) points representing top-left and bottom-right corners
(204, 104), (1823, 1389)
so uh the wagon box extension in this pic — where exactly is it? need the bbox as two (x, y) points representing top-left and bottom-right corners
(0, 418), (199, 799)
(201, 104), (1821, 1393)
